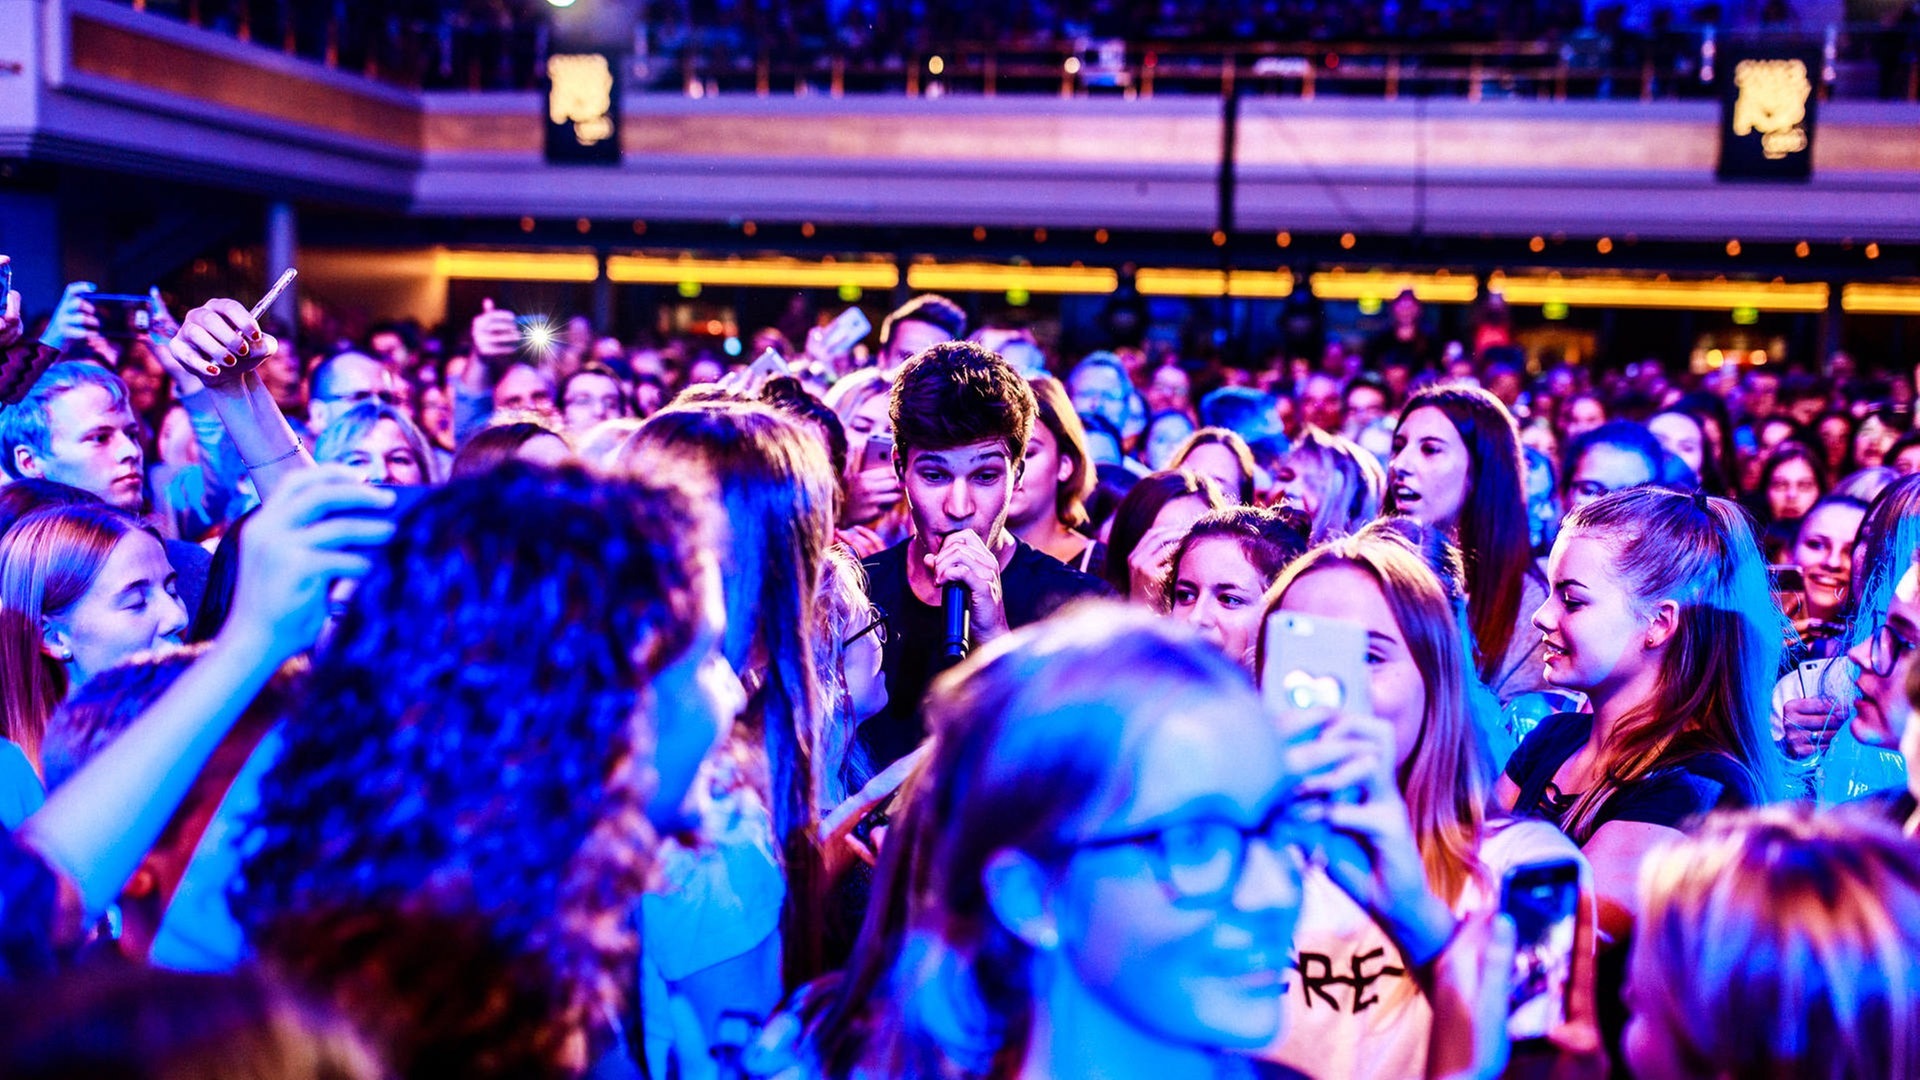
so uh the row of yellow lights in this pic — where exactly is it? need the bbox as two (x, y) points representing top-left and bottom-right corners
(430, 251), (1920, 315)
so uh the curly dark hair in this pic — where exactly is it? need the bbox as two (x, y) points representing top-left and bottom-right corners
(237, 463), (712, 1079)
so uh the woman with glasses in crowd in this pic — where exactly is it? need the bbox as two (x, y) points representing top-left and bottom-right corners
(1770, 476), (1920, 805)
(789, 607), (1511, 1080)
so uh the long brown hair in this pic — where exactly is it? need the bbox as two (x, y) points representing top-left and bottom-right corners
(1556, 489), (1788, 842)
(1263, 524), (1493, 903)
(1026, 376), (1096, 530)
(622, 400), (836, 985)
(0, 504), (143, 773)
(1388, 386), (1534, 685)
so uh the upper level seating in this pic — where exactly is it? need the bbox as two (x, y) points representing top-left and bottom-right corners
(105, 0), (1920, 100)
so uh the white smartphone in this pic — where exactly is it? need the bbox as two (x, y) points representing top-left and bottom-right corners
(1261, 612), (1371, 719)
(818, 306), (872, 356)
(748, 346), (792, 381)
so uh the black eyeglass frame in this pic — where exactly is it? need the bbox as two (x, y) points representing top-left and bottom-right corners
(1064, 798), (1312, 907)
(843, 606), (888, 649)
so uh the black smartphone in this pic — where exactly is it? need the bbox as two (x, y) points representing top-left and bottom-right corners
(1769, 565), (1808, 623)
(850, 802), (891, 848)
(1502, 858), (1582, 1042)
(0, 258), (12, 301)
(89, 293), (153, 339)
(330, 485), (431, 557)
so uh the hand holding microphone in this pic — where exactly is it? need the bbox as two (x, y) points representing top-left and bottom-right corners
(925, 527), (1010, 653)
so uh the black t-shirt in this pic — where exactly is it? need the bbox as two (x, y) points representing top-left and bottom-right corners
(858, 538), (1111, 769)
(1505, 712), (1760, 836)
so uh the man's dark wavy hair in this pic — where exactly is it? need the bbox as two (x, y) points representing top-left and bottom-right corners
(236, 463), (710, 1079)
(889, 341), (1036, 464)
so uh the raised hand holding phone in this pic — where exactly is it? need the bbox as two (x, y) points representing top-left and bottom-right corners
(41, 280), (99, 351)
(1280, 708), (1454, 960)
(471, 297), (521, 361)
(804, 306), (871, 372)
(167, 298), (279, 384)
(0, 259), (62, 407)
(1266, 612), (1456, 969)
(225, 465), (396, 665)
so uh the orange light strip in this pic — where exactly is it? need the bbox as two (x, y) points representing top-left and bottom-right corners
(906, 262), (1118, 294)
(1311, 269), (1478, 304)
(1841, 284), (1920, 316)
(1135, 268), (1297, 297)
(609, 255), (898, 289)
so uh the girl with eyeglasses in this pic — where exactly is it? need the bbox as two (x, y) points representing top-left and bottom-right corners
(781, 606), (1514, 1080)
(1260, 525), (1592, 1080)
(1767, 478), (1919, 805)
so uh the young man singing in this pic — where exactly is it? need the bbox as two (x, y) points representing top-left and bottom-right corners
(858, 342), (1108, 769)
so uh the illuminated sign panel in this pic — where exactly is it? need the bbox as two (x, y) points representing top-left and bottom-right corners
(1717, 43), (1818, 182)
(545, 52), (621, 165)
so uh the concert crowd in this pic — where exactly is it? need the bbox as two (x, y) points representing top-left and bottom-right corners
(0, 269), (1916, 1079)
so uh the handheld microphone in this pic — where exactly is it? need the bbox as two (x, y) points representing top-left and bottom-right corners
(943, 582), (971, 660)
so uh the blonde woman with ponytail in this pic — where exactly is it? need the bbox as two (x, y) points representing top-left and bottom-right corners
(1500, 487), (1787, 1064)
(1260, 523), (1592, 1080)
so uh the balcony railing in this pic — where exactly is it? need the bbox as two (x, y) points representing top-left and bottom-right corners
(106, 2), (1920, 102)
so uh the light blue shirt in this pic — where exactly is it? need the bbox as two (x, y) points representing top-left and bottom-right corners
(148, 727), (282, 972)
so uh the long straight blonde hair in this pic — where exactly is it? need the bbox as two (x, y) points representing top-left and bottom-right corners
(1262, 524), (1492, 905)
(1286, 426), (1386, 544)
